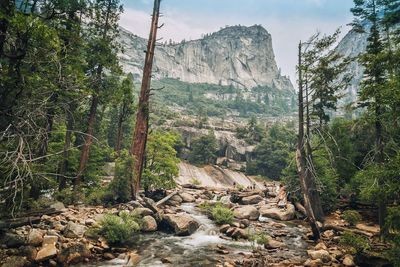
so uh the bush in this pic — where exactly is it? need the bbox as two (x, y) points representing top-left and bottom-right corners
(342, 210), (362, 226)
(339, 231), (370, 254)
(211, 204), (234, 225)
(107, 151), (133, 204)
(188, 132), (218, 165)
(99, 212), (141, 245)
(249, 231), (270, 246)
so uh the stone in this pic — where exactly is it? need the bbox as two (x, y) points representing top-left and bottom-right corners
(219, 196), (232, 205)
(162, 213), (199, 236)
(265, 239), (286, 249)
(161, 257), (173, 264)
(219, 224), (230, 233)
(20, 246), (37, 261)
(241, 195), (263, 205)
(50, 202), (65, 211)
(142, 216), (157, 232)
(57, 243), (91, 265)
(342, 255), (355, 266)
(132, 208), (153, 217)
(259, 204), (295, 221)
(42, 235), (58, 246)
(0, 233), (25, 248)
(27, 229), (43, 246)
(322, 230), (335, 239)
(314, 242), (327, 250)
(307, 250), (331, 263)
(1, 256), (28, 267)
(63, 222), (87, 238)
(231, 228), (248, 239)
(126, 252), (140, 266)
(179, 192), (195, 202)
(170, 194), (183, 203)
(233, 206), (259, 220)
(103, 253), (115, 260)
(35, 244), (57, 261)
(85, 219), (96, 226)
(304, 258), (323, 267)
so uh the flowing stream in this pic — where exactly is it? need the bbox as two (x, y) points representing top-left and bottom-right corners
(83, 203), (308, 266)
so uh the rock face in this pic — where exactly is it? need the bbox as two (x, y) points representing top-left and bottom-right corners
(119, 25), (294, 91)
(162, 213), (199, 236)
(233, 206), (260, 220)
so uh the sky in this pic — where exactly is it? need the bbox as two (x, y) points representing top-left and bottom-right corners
(119, 0), (355, 84)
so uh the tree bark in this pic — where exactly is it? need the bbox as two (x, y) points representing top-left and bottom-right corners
(129, 0), (161, 199)
(58, 105), (75, 191)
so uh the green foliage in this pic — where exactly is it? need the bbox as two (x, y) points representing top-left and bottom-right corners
(236, 116), (264, 144)
(210, 204), (234, 225)
(339, 231), (370, 255)
(99, 212), (141, 245)
(188, 132), (218, 165)
(248, 231), (270, 246)
(342, 210), (362, 226)
(107, 150), (133, 203)
(142, 131), (180, 191)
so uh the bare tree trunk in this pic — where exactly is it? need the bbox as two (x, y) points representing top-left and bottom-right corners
(74, 93), (99, 188)
(129, 0), (161, 199)
(297, 42), (320, 240)
(58, 105), (75, 191)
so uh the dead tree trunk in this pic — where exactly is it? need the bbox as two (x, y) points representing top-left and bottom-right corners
(129, 0), (161, 199)
(297, 41), (320, 241)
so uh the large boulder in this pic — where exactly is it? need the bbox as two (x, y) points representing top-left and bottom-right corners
(27, 229), (44, 246)
(35, 243), (57, 262)
(307, 249), (331, 263)
(142, 216), (157, 232)
(63, 222), (87, 238)
(162, 213), (199, 236)
(57, 243), (91, 265)
(132, 208), (153, 217)
(241, 195), (263, 205)
(259, 204), (295, 221)
(179, 192), (195, 203)
(233, 206), (259, 220)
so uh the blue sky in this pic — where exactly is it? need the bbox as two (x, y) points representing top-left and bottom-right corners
(120, 0), (355, 83)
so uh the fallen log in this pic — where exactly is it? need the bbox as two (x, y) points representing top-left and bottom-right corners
(155, 190), (178, 207)
(321, 224), (375, 238)
(0, 216), (41, 230)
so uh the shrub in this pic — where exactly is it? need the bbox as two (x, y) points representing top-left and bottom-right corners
(211, 204), (234, 225)
(191, 177), (201, 186)
(339, 231), (370, 254)
(107, 151), (133, 204)
(249, 231), (270, 246)
(342, 210), (362, 226)
(99, 212), (141, 245)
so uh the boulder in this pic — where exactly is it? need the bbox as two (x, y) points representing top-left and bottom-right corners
(170, 194), (183, 203)
(342, 255), (355, 266)
(219, 196), (232, 206)
(42, 235), (58, 246)
(27, 229), (44, 246)
(180, 192), (195, 203)
(63, 222), (87, 238)
(314, 242), (327, 250)
(132, 208), (153, 217)
(57, 243), (91, 265)
(265, 239), (286, 249)
(259, 204), (295, 221)
(142, 216), (157, 232)
(0, 233), (25, 248)
(126, 251), (140, 266)
(35, 244), (57, 261)
(162, 213), (199, 236)
(241, 195), (263, 205)
(219, 224), (230, 233)
(307, 250), (331, 263)
(303, 258), (323, 267)
(1, 256), (28, 267)
(230, 228), (248, 239)
(233, 206), (259, 220)
(50, 202), (65, 211)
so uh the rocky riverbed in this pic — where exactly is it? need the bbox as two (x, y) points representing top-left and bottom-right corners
(0, 184), (369, 267)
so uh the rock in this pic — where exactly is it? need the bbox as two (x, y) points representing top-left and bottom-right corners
(231, 228), (248, 239)
(219, 196), (232, 205)
(314, 242), (327, 250)
(259, 204), (295, 221)
(42, 235), (58, 246)
(307, 250), (331, 263)
(132, 208), (153, 217)
(342, 255), (355, 266)
(219, 224), (230, 233)
(57, 243), (91, 265)
(85, 219), (96, 226)
(226, 227), (236, 236)
(0, 233), (25, 248)
(127, 200), (143, 208)
(162, 213), (199, 236)
(322, 230), (335, 239)
(304, 258), (323, 267)
(20, 246), (37, 261)
(1, 256), (28, 267)
(142, 216), (157, 232)
(27, 229), (43, 246)
(126, 251), (140, 266)
(93, 213), (105, 222)
(35, 243), (57, 261)
(50, 202), (65, 211)
(63, 222), (87, 238)
(233, 206), (260, 220)
(170, 194), (183, 203)
(161, 257), (173, 264)
(265, 239), (286, 249)
(241, 195), (263, 205)
(48, 259), (58, 266)
(103, 253), (115, 260)
(179, 192), (195, 202)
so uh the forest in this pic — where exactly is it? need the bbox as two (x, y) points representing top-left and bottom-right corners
(0, 0), (400, 266)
